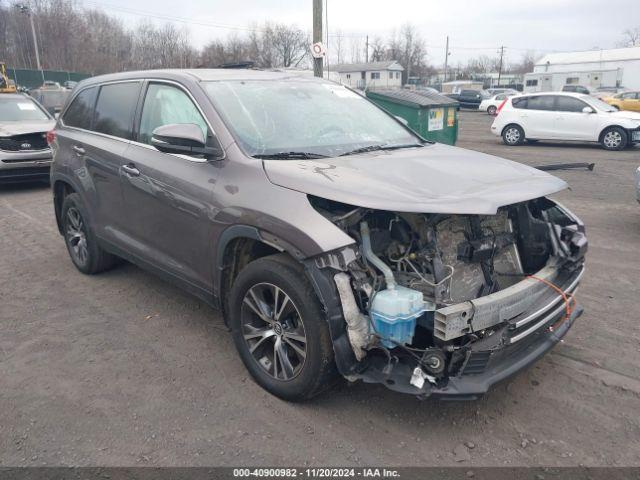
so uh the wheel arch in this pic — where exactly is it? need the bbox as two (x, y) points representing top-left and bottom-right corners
(501, 122), (525, 137)
(215, 226), (358, 378)
(215, 225), (306, 319)
(53, 178), (78, 234)
(598, 124), (628, 143)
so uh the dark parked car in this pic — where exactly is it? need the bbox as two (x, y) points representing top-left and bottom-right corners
(49, 70), (587, 401)
(447, 89), (491, 109)
(0, 93), (55, 183)
(561, 84), (594, 95)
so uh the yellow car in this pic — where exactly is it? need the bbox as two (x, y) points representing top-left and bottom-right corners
(604, 91), (640, 112)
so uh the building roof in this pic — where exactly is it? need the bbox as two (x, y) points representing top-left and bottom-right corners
(536, 46), (640, 66)
(442, 80), (483, 85)
(332, 61), (404, 73)
(367, 89), (458, 107)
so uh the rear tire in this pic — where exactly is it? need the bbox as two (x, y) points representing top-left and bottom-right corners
(61, 193), (118, 274)
(502, 124), (525, 146)
(487, 105), (497, 116)
(600, 127), (628, 151)
(228, 254), (337, 401)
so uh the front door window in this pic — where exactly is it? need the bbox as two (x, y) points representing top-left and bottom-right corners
(139, 83), (208, 145)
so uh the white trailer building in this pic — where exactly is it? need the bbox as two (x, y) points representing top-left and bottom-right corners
(332, 61), (404, 90)
(524, 46), (640, 92)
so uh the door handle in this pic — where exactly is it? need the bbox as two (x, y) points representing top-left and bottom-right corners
(72, 145), (85, 155)
(122, 164), (140, 177)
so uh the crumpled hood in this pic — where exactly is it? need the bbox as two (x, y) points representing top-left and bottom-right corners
(263, 143), (567, 214)
(0, 120), (55, 137)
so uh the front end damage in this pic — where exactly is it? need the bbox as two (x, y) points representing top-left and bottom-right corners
(306, 195), (587, 399)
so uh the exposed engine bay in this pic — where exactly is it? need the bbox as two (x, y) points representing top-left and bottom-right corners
(310, 195), (587, 396)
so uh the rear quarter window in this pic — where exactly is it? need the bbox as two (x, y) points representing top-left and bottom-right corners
(62, 87), (97, 128)
(93, 82), (141, 140)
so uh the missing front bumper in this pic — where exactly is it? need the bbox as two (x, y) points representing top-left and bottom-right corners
(354, 301), (583, 399)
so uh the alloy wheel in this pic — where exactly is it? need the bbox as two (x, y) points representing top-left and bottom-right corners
(65, 207), (89, 266)
(240, 282), (307, 381)
(505, 127), (521, 144)
(603, 130), (622, 149)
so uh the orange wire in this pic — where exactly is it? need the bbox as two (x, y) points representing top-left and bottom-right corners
(526, 274), (577, 330)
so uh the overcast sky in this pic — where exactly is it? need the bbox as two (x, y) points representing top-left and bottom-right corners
(87, 0), (640, 66)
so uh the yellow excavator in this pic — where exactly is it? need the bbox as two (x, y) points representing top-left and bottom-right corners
(0, 62), (17, 93)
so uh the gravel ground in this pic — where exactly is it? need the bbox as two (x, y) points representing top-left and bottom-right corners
(1, 111), (640, 467)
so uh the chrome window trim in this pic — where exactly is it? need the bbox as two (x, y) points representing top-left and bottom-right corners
(129, 79), (215, 164)
(59, 124), (132, 146)
(127, 139), (208, 164)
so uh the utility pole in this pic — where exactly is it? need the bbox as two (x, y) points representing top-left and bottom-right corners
(15, 4), (43, 81)
(497, 45), (505, 86)
(443, 36), (450, 82)
(312, 0), (323, 78)
(365, 35), (369, 63)
(325, 0), (329, 75)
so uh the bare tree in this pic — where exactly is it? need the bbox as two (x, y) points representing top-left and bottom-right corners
(271, 24), (308, 67)
(512, 50), (538, 74)
(0, 2), (440, 82)
(248, 23), (276, 68)
(369, 36), (385, 62)
(617, 27), (640, 47)
(382, 24), (428, 82)
(348, 37), (363, 64)
(331, 29), (344, 64)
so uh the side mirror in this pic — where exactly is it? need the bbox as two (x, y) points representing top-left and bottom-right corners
(151, 123), (224, 160)
(582, 106), (595, 114)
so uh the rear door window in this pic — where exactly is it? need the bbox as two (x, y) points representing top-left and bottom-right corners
(512, 97), (528, 109)
(62, 87), (97, 129)
(93, 82), (141, 139)
(526, 95), (556, 111)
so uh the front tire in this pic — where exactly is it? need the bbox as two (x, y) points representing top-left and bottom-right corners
(228, 255), (337, 401)
(600, 127), (628, 151)
(502, 124), (525, 146)
(487, 105), (497, 116)
(61, 193), (118, 274)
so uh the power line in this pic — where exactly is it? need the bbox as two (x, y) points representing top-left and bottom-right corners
(81, 0), (270, 33)
(80, 0), (561, 55)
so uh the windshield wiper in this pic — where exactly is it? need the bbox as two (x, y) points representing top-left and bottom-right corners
(253, 152), (329, 159)
(339, 142), (425, 157)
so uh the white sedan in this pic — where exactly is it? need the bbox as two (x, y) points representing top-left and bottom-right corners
(491, 92), (640, 150)
(479, 92), (515, 115)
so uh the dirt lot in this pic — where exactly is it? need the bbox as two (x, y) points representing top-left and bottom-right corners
(1, 111), (640, 467)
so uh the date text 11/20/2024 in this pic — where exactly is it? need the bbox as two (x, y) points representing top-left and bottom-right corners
(232, 468), (400, 478)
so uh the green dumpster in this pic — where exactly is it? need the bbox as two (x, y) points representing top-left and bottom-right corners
(366, 89), (459, 145)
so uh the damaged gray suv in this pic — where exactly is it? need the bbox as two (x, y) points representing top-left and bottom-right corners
(50, 70), (587, 401)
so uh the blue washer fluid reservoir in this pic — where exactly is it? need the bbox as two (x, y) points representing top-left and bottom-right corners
(370, 286), (426, 348)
